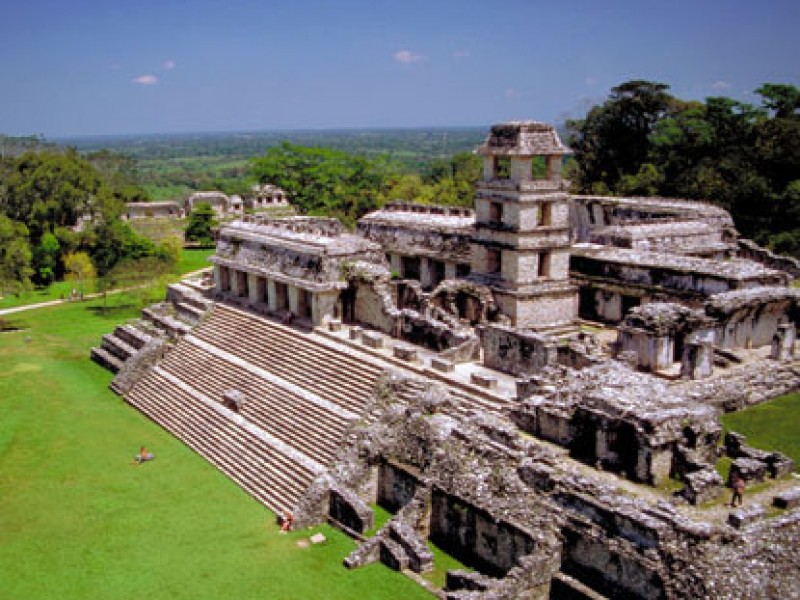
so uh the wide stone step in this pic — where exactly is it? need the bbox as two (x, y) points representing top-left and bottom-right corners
(127, 371), (316, 512)
(169, 337), (356, 431)
(192, 320), (378, 412)
(203, 313), (384, 386)
(102, 333), (137, 361)
(212, 304), (385, 379)
(91, 346), (124, 373)
(158, 343), (346, 460)
(114, 324), (153, 350)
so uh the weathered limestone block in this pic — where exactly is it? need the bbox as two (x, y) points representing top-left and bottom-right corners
(223, 389), (246, 411)
(730, 458), (767, 484)
(389, 521), (434, 573)
(766, 452), (795, 479)
(727, 504), (765, 529)
(343, 536), (381, 569)
(680, 341), (713, 380)
(431, 357), (455, 372)
(471, 373), (498, 389)
(446, 570), (494, 592)
(349, 325), (363, 341)
(327, 319), (342, 332)
(379, 537), (409, 571)
(773, 487), (800, 509)
(329, 487), (374, 535)
(393, 345), (418, 363)
(771, 322), (796, 361)
(683, 469), (723, 505)
(362, 331), (384, 349)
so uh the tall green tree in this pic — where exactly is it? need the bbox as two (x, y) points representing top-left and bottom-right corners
(33, 231), (60, 285)
(184, 202), (217, 247)
(567, 80), (675, 193)
(0, 215), (33, 297)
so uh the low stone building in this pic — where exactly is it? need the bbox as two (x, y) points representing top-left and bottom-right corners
(210, 215), (385, 326)
(186, 191), (233, 217)
(572, 245), (790, 323)
(358, 201), (474, 290)
(249, 183), (289, 211)
(124, 201), (183, 220)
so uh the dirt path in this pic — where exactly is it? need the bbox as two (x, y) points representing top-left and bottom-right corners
(0, 268), (211, 318)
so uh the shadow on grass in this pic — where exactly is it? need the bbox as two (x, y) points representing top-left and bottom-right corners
(86, 303), (139, 317)
(0, 317), (29, 332)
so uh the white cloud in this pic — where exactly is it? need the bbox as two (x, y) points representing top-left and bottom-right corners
(393, 50), (422, 64)
(132, 74), (158, 85)
(711, 80), (731, 90)
(163, 60), (176, 70)
(453, 49), (470, 59)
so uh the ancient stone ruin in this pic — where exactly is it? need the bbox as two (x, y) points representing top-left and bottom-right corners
(92, 121), (800, 599)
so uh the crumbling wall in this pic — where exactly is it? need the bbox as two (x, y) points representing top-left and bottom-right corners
(481, 324), (557, 376)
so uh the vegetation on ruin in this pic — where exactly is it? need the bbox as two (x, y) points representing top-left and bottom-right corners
(567, 80), (800, 256)
(0, 297), (430, 600)
(721, 392), (800, 469)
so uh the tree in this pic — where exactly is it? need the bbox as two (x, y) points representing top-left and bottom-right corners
(33, 231), (60, 285)
(156, 235), (183, 270)
(1, 148), (122, 242)
(755, 84), (800, 119)
(184, 202), (217, 247)
(567, 80), (674, 193)
(0, 215), (33, 297)
(250, 143), (390, 227)
(63, 251), (96, 296)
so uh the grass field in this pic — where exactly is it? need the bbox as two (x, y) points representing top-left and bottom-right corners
(0, 249), (214, 312)
(721, 392), (800, 469)
(0, 295), (431, 600)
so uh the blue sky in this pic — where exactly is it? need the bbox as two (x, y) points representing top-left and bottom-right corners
(1, 0), (798, 137)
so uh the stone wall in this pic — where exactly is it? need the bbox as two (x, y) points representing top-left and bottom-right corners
(738, 238), (800, 278)
(430, 489), (538, 577)
(481, 324), (557, 376)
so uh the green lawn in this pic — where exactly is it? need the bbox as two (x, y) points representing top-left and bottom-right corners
(0, 296), (431, 600)
(722, 392), (800, 470)
(0, 249), (214, 312)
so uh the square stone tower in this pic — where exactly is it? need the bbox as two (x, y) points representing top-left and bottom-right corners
(469, 121), (577, 329)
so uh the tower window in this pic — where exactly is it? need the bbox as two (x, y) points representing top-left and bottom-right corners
(538, 252), (550, 278)
(489, 202), (503, 224)
(487, 249), (501, 274)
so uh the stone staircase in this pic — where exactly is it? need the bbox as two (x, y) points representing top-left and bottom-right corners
(111, 299), (515, 516)
(91, 323), (156, 373)
(127, 369), (319, 512)
(123, 302), (392, 515)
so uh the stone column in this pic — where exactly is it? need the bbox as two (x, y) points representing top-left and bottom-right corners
(267, 279), (278, 311)
(771, 323), (796, 361)
(510, 157), (531, 182)
(288, 285), (300, 316)
(230, 269), (241, 297)
(680, 342), (713, 379)
(419, 257), (432, 289)
(213, 265), (222, 293)
(445, 262), (457, 281)
(546, 155), (562, 180)
(483, 156), (496, 180)
(247, 273), (259, 305)
(314, 291), (338, 326)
